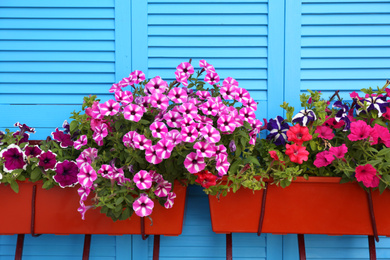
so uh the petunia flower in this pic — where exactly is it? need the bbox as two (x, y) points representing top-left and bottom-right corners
(38, 150), (57, 170)
(204, 71), (220, 85)
(129, 70), (146, 85)
(333, 101), (351, 131)
(214, 144), (228, 160)
(315, 126), (334, 140)
(0, 144), (27, 173)
(175, 70), (189, 87)
(78, 164), (97, 188)
(92, 123), (108, 143)
(155, 139), (174, 159)
(133, 194), (154, 217)
(109, 83), (121, 93)
(287, 124), (312, 145)
(285, 144), (309, 164)
(150, 121), (168, 139)
(184, 152), (206, 174)
(181, 126), (198, 143)
(220, 84), (238, 100)
(196, 91), (211, 100)
(123, 104), (144, 122)
(115, 90), (133, 105)
(199, 60), (215, 72)
(194, 170), (217, 188)
(164, 192), (176, 209)
(163, 111), (183, 128)
(266, 116), (290, 146)
(145, 145), (163, 165)
(145, 76), (168, 94)
(25, 145), (42, 157)
(313, 151), (335, 168)
(229, 140), (236, 152)
(216, 153), (230, 176)
(133, 170), (153, 190)
(355, 164), (380, 188)
(123, 131), (138, 149)
(176, 62), (194, 78)
(200, 125), (221, 143)
(217, 114), (237, 133)
(133, 134), (152, 151)
(167, 87), (188, 103)
(98, 164), (115, 179)
(178, 102), (198, 119)
(77, 186), (91, 202)
(99, 99), (120, 116)
(74, 135), (88, 150)
(356, 95), (389, 118)
(194, 142), (215, 158)
(323, 117), (345, 129)
(348, 120), (372, 141)
(53, 160), (79, 188)
(199, 100), (218, 116)
(329, 144), (348, 159)
(51, 128), (74, 148)
(292, 109), (317, 126)
(239, 107), (256, 125)
(150, 93), (169, 111)
(372, 124), (390, 147)
(154, 181), (172, 197)
(78, 203), (93, 220)
(166, 130), (182, 145)
(234, 88), (251, 105)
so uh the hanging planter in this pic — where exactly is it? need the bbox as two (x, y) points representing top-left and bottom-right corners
(0, 182), (35, 235)
(209, 177), (389, 236)
(33, 180), (186, 235)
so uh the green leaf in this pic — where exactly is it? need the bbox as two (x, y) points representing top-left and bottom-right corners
(10, 181), (19, 193)
(115, 197), (124, 205)
(30, 167), (42, 181)
(70, 120), (78, 132)
(120, 207), (131, 220)
(379, 181), (387, 194)
(42, 181), (54, 190)
(244, 156), (260, 166)
(243, 121), (252, 130)
(377, 148), (390, 157)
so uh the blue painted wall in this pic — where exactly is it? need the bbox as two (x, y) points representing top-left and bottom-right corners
(1, 0), (390, 259)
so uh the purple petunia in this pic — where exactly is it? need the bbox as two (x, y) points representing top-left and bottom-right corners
(25, 145), (42, 157)
(292, 109), (317, 126)
(53, 160), (79, 188)
(51, 128), (74, 148)
(266, 116), (290, 146)
(38, 151), (57, 170)
(0, 144), (27, 173)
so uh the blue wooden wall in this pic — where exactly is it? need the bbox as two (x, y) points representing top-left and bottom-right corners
(1, 0), (390, 259)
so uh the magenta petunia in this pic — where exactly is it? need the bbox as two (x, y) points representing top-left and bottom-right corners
(133, 134), (152, 151)
(98, 164), (115, 179)
(220, 84), (238, 100)
(313, 151), (335, 168)
(154, 180), (172, 197)
(74, 135), (88, 150)
(199, 59), (215, 72)
(0, 144), (27, 173)
(164, 192), (176, 209)
(115, 90), (133, 105)
(180, 116), (195, 128)
(184, 152), (206, 174)
(78, 164), (97, 188)
(178, 102), (198, 119)
(76, 153), (92, 169)
(217, 114), (237, 133)
(204, 71), (220, 85)
(214, 144), (228, 160)
(239, 107), (256, 125)
(145, 76), (168, 94)
(118, 76), (132, 88)
(99, 99), (120, 116)
(163, 111), (183, 128)
(150, 121), (168, 139)
(25, 145), (42, 157)
(200, 124), (221, 143)
(155, 139), (175, 159)
(216, 153), (230, 176)
(199, 100), (218, 116)
(315, 126), (335, 140)
(150, 170), (164, 183)
(167, 87), (188, 104)
(234, 88), (251, 105)
(38, 150), (57, 170)
(77, 186), (91, 202)
(175, 70), (189, 87)
(51, 128), (74, 148)
(150, 93), (169, 111)
(181, 126), (198, 143)
(355, 164), (380, 188)
(198, 115), (213, 125)
(109, 83), (121, 93)
(246, 98), (258, 111)
(194, 142), (215, 158)
(77, 203), (93, 220)
(329, 144), (348, 159)
(133, 194), (154, 217)
(196, 90), (212, 100)
(129, 70), (146, 85)
(133, 170), (153, 190)
(123, 104), (144, 122)
(348, 120), (372, 141)
(92, 123), (108, 143)
(145, 145), (163, 165)
(123, 131), (138, 149)
(166, 130), (182, 145)
(53, 160), (79, 188)
(176, 62), (194, 78)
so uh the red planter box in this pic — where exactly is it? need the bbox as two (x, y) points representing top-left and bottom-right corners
(209, 177), (389, 236)
(34, 181), (187, 235)
(0, 182), (34, 235)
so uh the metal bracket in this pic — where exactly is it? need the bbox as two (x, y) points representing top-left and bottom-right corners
(226, 233), (232, 260)
(141, 217), (149, 240)
(367, 189), (379, 242)
(368, 235), (377, 260)
(298, 234), (306, 260)
(14, 234), (25, 260)
(31, 185), (41, 237)
(153, 235), (161, 260)
(82, 234), (92, 260)
(257, 182), (268, 236)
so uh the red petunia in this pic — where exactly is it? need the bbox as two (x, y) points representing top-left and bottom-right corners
(286, 124), (312, 146)
(194, 170), (217, 188)
(285, 144), (309, 164)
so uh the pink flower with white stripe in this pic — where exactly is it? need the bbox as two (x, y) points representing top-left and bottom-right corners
(119, 77), (132, 88)
(150, 170), (164, 183)
(175, 70), (189, 87)
(196, 91), (211, 100)
(133, 134), (152, 150)
(92, 123), (108, 143)
(223, 77), (239, 88)
(192, 122), (204, 134)
(214, 144), (228, 159)
(145, 145), (163, 165)
(181, 126), (198, 143)
(200, 100), (218, 116)
(220, 84), (238, 100)
(109, 83), (121, 93)
(115, 90), (133, 105)
(216, 153), (230, 176)
(184, 152), (206, 174)
(163, 111), (183, 128)
(249, 129), (258, 145)
(166, 130), (182, 145)
(181, 116), (195, 128)
(123, 131), (138, 149)
(123, 104), (144, 122)
(198, 115), (213, 125)
(150, 93), (169, 111)
(77, 186), (91, 202)
(239, 107), (256, 124)
(145, 76), (168, 94)
(200, 124), (221, 143)
(78, 164), (97, 188)
(199, 60), (215, 73)
(246, 98), (258, 111)
(133, 170), (153, 190)
(217, 114), (237, 133)
(74, 135), (87, 150)
(76, 153), (91, 169)
(150, 121), (168, 138)
(204, 71), (220, 85)
(194, 142), (215, 158)
(164, 192), (176, 209)
(168, 87), (188, 103)
(178, 102), (198, 119)
(133, 194), (154, 217)
(154, 181), (172, 197)
(176, 62), (194, 78)
(129, 70), (146, 85)
(155, 139), (175, 159)
(99, 100), (120, 116)
(235, 88), (251, 105)
(98, 164), (115, 179)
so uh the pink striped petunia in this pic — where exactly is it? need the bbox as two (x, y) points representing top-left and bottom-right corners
(145, 145), (163, 165)
(115, 90), (133, 105)
(123, 104), (144, 122)
(164, 192), (176, 209)
(133, 194), (154, 217)
(150, 93), (169, 111)
(204, 71), (220, 85)
(133, 134), (152, 150)
(78, 164), (97, 188)
(145, 76), (168, 94)
(92, 123), (108, 143)
(200, 125), (221, 143)
(74, 135), (87, 150)
(133, 170), (153, 190)
(155, 139), (175, 159)
(167, 87), (188, 104)
(163, 111), (183, 128)
(154, 181), (172, 197)
(181, 126), (198, 143)
(150, 121), (168, 139)
(99, 100), (120, 116)
(184, 152), (205, 174)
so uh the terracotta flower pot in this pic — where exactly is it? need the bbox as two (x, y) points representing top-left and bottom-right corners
(0, 182), (35, 235)
(34, 181), (187, 235)
(209, 177), (389, 236)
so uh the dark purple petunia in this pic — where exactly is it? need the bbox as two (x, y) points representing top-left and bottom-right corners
(333, 101), (351, 131)
(38, 151), (57, 170)
(292, 109), (317, 126)
(14, 122), (35, 134)
(355, 96), (389, 118)
(62, 120), (70, 134)
(53, 160), (79, 188)
(13, 131), (29, 144)
(267, 116), (290, 146)
(25, 145), (42, 157)
(0, 144), (27, 173)
(51, 128), (74, 148)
